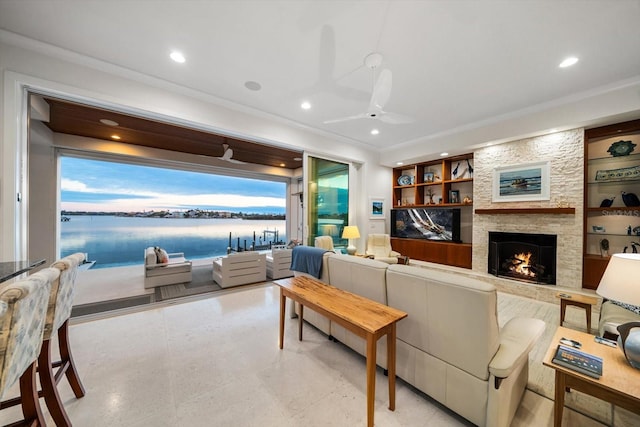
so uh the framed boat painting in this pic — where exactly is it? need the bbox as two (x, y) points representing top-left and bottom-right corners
(492, 161), (550, 202)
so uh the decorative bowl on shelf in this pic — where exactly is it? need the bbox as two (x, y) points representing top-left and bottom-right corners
(592, 225), (606, 233)
(397, 175), (413, 186)
(607, 140), (636, 157)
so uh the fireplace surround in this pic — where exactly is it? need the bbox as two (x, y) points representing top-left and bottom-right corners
(488, 231), (557, 285)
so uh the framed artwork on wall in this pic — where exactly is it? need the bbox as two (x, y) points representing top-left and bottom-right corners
(492, 161), (550, 202)
(369, 197), (385, 219)
(449, 190), (460, 204)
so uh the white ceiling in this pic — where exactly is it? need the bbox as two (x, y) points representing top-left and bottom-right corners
(1, 0), (640, 163)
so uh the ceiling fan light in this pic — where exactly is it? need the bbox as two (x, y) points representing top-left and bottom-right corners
(100, 118), (119, 127)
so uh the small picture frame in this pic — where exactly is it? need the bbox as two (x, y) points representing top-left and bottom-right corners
(449, 190), (460, 204)
(423, 172), (434, 183)
(369, 197), (385, 220)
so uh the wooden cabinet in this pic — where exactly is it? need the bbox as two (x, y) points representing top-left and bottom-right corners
(391, 154), (474, 269)
(583, 119), (640, 289)
(391, 238), (472, 269)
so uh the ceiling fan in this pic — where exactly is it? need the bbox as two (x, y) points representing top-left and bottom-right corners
(217, 143), (246, 164)
(324, 53), (414, 125)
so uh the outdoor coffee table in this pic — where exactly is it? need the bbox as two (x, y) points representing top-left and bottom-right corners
(274, 276), (407, 427)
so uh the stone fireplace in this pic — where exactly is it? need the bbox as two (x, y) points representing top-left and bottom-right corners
(471, 129), (585, 298)
(488, 231), (557, 285)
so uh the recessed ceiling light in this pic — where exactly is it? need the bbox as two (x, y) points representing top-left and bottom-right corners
(245, 81), (262, 91)
(440, 152), (449, 157)
(111, 135), (121, 140)
(301, 101), (311, 110)
(396, 162), (404, 166)
(559, 57), (578, 68)
(100, 119), (119, 127)
(279, 163), (286, 167)
(294, 157), (302, 161)
(371, 129), (379, 135)
(170, 51), (186, 63)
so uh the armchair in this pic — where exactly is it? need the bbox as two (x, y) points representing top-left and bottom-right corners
(144, 247), (192, 289)
(365, 233), (401, 264)
(212, 252), (266, 288)
(314, 236), (336, 252)
(0, 268), (57, 426)
(266, 248), (293, 280)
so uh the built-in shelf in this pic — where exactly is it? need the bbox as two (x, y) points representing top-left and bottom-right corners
(474, 208), (575, 215)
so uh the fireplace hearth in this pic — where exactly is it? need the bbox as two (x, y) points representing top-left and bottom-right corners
(488, 232), (557, 285)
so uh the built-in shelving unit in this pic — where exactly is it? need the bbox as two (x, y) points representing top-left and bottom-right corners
(583, 118), (640, 290)
(393, 154), (474, 208)
(391, 153), (474, 269)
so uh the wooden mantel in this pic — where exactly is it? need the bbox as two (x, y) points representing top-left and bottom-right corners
(474, 207), (575, 215)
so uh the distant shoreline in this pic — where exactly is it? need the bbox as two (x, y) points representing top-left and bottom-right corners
(61, 211), (285, 220)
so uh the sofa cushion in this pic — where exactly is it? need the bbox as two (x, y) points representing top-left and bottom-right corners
(154, 247), (169, 263)
(386, 264), (500, 381)
(611, 300), (640, 315)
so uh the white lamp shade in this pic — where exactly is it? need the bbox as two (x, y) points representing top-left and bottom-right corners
(342, 226), (360, 239)
(596, 253), (640, 307)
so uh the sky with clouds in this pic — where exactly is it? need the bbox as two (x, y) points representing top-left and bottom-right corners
(61, 157), (286, 214)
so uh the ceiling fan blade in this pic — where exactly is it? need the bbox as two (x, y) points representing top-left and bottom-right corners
(323, 112), (368, 124)
(369, 69), (392, 111)
(378, 112), (415, 124)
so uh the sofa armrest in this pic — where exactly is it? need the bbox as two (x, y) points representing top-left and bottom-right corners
(489, 317), (545, 381)
(390, 250), (401, 257)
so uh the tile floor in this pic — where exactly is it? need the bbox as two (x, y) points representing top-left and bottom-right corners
(1, 284), (607, 427)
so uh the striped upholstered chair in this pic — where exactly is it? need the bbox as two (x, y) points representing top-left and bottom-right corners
(0, 268), (57, 426)
(38, 252), (86, 426)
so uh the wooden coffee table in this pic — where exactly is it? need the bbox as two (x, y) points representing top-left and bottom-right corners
(274, 276), (407, 427)
(543, 326), (640, 426)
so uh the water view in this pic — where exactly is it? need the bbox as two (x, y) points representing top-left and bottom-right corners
(61, 215), (286, 269)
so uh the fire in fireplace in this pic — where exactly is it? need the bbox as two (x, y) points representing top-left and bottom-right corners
(488, 232), (557, 285)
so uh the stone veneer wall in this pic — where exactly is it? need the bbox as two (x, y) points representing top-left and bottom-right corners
(471, 129), (586, 303)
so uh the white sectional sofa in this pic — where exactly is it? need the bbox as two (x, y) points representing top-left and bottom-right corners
(292, 253), (545, 427)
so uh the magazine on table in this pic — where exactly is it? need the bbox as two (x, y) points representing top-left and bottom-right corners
(552, 344), (603, 379)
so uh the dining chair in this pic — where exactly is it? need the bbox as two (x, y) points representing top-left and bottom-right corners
(38, 252), (86, 427)
(0, 267), (58, 426)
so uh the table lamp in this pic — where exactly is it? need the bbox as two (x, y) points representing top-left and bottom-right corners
(597, 253), (640, 307)
(342, 226), (360, 255)
(596, 253), (640, 369)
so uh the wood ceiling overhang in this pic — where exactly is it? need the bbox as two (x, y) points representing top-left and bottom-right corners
(42, 98), (304, 170)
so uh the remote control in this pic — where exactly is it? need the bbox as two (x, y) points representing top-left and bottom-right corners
(594, 336), (617, 347)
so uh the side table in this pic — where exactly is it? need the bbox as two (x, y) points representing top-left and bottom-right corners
(543, 326), (640, 426)
(556, 292), (599, 334)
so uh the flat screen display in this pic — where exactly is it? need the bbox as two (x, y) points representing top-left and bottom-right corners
(391, 208), (461, 242)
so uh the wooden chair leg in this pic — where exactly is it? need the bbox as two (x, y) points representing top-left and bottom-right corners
(19, 361), (46, 427)
(58, 319), (85, 398)
(39, 339), (72, 427)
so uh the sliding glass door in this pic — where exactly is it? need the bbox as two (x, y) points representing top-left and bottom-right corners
(307, 157), (349, 250)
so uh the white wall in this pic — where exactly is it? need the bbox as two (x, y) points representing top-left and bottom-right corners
(0, 38), (390, 260)
(28, 120), (57, 263)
